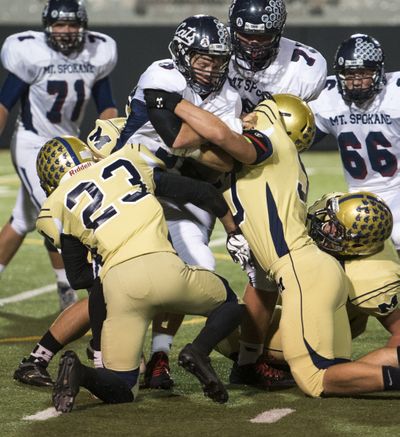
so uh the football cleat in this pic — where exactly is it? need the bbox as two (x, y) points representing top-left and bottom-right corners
(229, 355), (296, 390)
(143, 351), (174, 389)
(13, 357), (53, 387)
(53, 350), (81, 413)
(57, 282), (78, 311)
(178, 343), (228, 404)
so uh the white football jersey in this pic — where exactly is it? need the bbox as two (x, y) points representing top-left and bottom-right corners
(126, 58), (243, 168)
(310, 72), (400, 193)
(228, 37), (327, 113)
(1, 30), (117, 138)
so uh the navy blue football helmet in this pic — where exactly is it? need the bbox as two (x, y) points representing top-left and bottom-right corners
(169, 15), (231, 96)
(333, 34), (386, 104)
(42, 0), (88, 55)
(229, 0), (287, 72)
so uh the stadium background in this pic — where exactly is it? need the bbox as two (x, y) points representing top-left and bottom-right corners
(0, 0), (399, 151)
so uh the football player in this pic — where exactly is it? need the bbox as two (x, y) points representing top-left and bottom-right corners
(13, 121), (244, 388)
(111, 15), (243, 390)
(224, 0), (328, 386)
(34, 136), (244, 412)
(308, 191), (400, 347)
(0, 0), (118, 310)
(309, 34), (400, 257)
(227, 0), (327, 113)
(145, 90), (400, 397)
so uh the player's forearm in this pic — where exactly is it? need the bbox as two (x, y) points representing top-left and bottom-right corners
(98, 107), (118, 120)
(0, 103), (9, 137)
(174, 100), (256, 164)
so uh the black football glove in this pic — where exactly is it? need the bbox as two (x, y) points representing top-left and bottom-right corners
(144, 89), (182, 112)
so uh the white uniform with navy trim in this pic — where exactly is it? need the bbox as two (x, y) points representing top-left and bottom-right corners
(309, 73), (400, 249)
(126, 59), (243, 269)
(1, 30), (117, 233)
(228, 37), (327, 113)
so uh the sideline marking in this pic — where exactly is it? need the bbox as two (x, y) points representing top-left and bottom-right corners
(0, 284), (56, 306)
(23, 407), (62, 421)
(250, 408), (295, 424)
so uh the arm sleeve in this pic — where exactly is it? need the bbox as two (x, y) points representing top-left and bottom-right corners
(313, 126), (328, 145)
(0, 72), (29, 110)
(147, 107), (182, 148)
(92, 76), (116, 114)
(60, 234), (94, 290)
(242, 130), (273, 164)
(114, 98), (149, 151)
(154, 170), (229, 218)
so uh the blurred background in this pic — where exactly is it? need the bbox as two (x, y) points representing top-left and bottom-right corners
(0, 0), (399, 149)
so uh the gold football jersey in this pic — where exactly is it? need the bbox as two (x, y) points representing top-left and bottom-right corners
(345, 240), (400, 316)
(37, 144), (175, 279)
(223, 99), (313, 272)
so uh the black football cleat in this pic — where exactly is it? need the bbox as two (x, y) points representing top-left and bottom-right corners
(52, 351), (81, 413)
(229, 354), (295, 390)
(178, 343), (228, 404)
(13, 357), (53, 387)
(143, 351), (174, 390)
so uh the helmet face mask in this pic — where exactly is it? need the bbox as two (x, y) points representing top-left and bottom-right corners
(229, 0), (287, 72)
(169, 15), (231, 96)
(308, 192), (393, 257)
(36, 136), (94, 196)
(334, 34), (385, 105)
(42, 0), (88, 55)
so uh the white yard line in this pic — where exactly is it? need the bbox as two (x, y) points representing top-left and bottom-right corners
(23, 407), (62, 421)
(0, 284), (56, 306)
(250, 408), (295, 424)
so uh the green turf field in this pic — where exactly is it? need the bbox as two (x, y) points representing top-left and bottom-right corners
(0, 149), (398, 437)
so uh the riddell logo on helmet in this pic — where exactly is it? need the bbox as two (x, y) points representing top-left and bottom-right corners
(68, 162), (93, 176)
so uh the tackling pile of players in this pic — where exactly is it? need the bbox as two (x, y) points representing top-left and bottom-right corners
(1, 0), (399, 413)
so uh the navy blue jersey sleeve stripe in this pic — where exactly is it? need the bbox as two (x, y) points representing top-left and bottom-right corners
(91, 76), (116, 114)
(0, 72), (29, 110)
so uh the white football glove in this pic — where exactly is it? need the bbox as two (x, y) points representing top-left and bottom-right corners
(226, 230), (254, 271)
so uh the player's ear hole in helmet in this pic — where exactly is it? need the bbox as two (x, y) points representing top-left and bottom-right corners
(169, 15), (231, 96)
(333, 33), (386, 105)
(229, 0), (287, 72)
(307, 191), (393, 257)
(36, 136), (94, 196)
(42, 0), (88, 55)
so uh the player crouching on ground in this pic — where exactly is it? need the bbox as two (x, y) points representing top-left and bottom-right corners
(35, 136), (245, 412)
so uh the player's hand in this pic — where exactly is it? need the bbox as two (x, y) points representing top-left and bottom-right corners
(226, 229), (254, 270)
(144, 89), (182, 112)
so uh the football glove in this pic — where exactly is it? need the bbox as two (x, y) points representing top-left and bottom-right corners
(226, 229), (254, 271)
(144, 89), (182, 112)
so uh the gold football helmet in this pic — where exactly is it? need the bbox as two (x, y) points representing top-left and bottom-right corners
(272, 93), (316, 152)
(87, 117), (126, 160)
(36, 136), (94, 196)
(307, 191), (393, 257)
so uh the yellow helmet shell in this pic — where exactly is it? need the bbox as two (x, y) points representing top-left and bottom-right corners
(36, 136), (93, 196)
(273, 93), (316, 153)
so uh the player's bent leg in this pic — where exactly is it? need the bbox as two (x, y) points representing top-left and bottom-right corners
(378, 308), (400, 347)
(0, 220), (26, 267)
(46, 240), (78, 311)
(53, 351), (135, 413)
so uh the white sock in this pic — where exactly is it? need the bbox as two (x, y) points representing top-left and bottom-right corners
(238, 341), (263, 366)
(93, 350), (104, 368)
(54, 268), (68, 285)
(31, 344), (54, 364)
(0, 264), (5, 275)
(151, 333), (173, 355)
